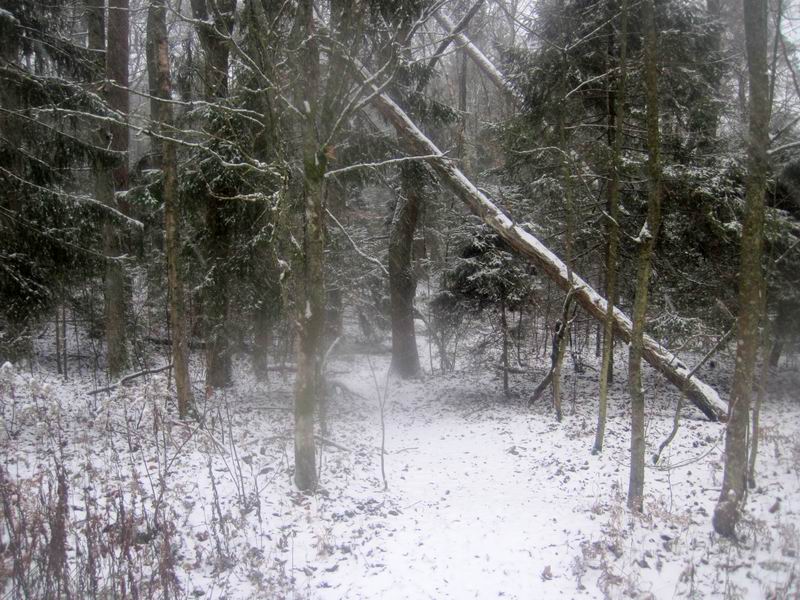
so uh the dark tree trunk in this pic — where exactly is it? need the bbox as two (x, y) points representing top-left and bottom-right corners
(389, 165), (422, 379)
(204, 198), (232, 389)
(189, 0), (236, 391)
(713, 0), (769, 538)
(86, 0), (128, 378)
(148, 0), (194, 418)
(501, 298), (509, 397)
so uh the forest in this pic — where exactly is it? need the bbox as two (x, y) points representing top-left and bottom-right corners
(1, 0), (800, 597)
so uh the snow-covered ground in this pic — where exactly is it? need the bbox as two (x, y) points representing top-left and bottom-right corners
(1, 330), (799, 599)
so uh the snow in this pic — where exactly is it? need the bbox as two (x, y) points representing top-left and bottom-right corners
(0, 7), (18, 24)
(1, 322), (798, 599)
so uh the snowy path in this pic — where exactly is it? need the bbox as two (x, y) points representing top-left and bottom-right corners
(2, 350), (798, 599)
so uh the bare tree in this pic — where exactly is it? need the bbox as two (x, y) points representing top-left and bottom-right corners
(147, 0), (194, 418)
(190, 0), (237, 390)
(594, 0), (628, 454)
(627, 0), (663, 512)
(713, 0), (770, 538)
(293, 0), (326, 493)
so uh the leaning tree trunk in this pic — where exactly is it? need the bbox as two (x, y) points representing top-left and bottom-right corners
(355, 59), (726, 421)
(422, 15), (724, 420)
(148, 0), (193, 419)
(713, 0), (770, 538)
(627, 0), (662, 513)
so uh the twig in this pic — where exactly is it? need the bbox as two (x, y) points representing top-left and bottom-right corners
(325, 209), (389, 276)
(88, 364), (173, 395)
(314, 435), (352, 452)
(653, 325), (735, 464)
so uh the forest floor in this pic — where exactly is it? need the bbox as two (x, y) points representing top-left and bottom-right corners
(1, 323), (799, 599)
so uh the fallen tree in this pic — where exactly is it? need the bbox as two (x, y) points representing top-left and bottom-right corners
(353, 49), (727, 420)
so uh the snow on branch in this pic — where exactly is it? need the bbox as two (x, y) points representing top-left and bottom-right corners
(433, 12), (524, 105)
(0, 166), (143, 230)
(324, 153), (447, 178)
(325, 209), (389, 277)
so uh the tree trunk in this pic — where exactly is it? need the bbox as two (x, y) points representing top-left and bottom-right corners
(357, 34), (726, 422)
(627, 0), (662, 512)
(595, 0), (628, 455)
(293, 0), (325, 493)
(552, 50), (575, 422)
(204, 198), (232, 389)
(389, 166), (422, 378)
(713, 0), (769, 537)
(189, 0), (236, 391)
(86, 0), (128, 378)
(148, 0), (194, 419)
(501, 298), (509, 397)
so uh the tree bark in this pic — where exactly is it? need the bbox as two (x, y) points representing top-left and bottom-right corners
(358, 65), (726, 421)
(627, 0), (662, 512)
(148, 0), (194, 419)
(713, 0), (770, 537)
(293, 0), (325, 493)
(594, 0), (628, 454)
(189, 0), (236, 390)
(388, 166), (422, 378)
(86, 0), (128, 378)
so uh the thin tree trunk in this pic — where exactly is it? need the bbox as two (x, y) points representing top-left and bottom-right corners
(627, 0), (662, 512)
(501, 298), (509, 397)
(713, 0), (769, 538)
(552, 50), (575, 422)
(148, 0), (193, 419)
(748, 326), (768, 488)
(62, 303), (68, 380)
(595, 0), (628, 454)
(55, 307), (62, 375)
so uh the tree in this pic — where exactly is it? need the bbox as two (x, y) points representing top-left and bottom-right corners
(87, 0), (129, 378)
(713, 0), (771, 538)
(148, 0), (194, 419)
(594, 0), (628, 454)
(0, 0), (112, 363)
(414, 7), (726, 420)
(389, 162), (423, 378)
(189, 0), (237, 390)
(627, 0), (662, 513)
(293, 0), (326, 493)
